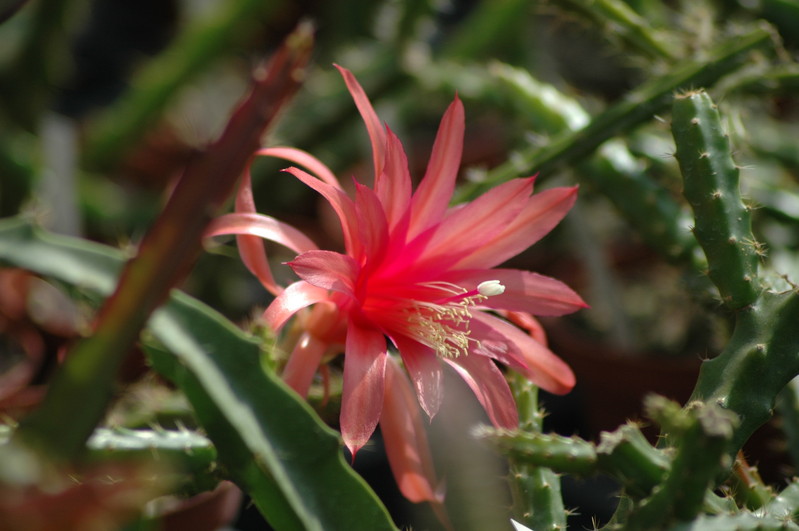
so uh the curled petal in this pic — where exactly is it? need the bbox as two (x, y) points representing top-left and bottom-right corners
(393, 336), (444, 420)
(335, 64), (386, 182)
(380, 357), (444, 505)
(233, 167), (278, 294)
(289, 250), (358, 296)
(206, 213), (318, 255)
(263, 281), (330, 331)
(440, 268), (588, 316)
(284, 166), (362, 258)
(256, 146), (340, 188)
(455, 186), (578, 269)
(282, 331), (327, 397)
(470, 311), (575, 395)
(408, 96), (465, 239)
(444, 353), (518, 429)
(341, 322), (387, 456)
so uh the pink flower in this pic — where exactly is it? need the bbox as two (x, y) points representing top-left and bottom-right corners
(206, 66), (586, 505)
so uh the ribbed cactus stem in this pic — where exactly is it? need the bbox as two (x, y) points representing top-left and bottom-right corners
(596, 423), (669, 498)
(763, 479), (799, 521)
(505, 374), (568, 531)
(480, 429), (598, 476)
(627, 399), (738, 528)
(690, 290), (799, 457)
(490, 62), (697, 262)
(671, 90), (761, 310)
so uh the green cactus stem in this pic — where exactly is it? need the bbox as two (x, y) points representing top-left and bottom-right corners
(763, 479), (799, 522)
(557, 0), (678, 60)
(776, 377), (799, 469)
(459, 25), (772, 199)
(596, 423), (670, 498)
(669, 513), (799, 530)
(626, 398), (738, 528)
(671, 89), (761, 310)
(480, 429), (598, 476)
(489, 62), (697, 263)
(506, 374), (568, 531)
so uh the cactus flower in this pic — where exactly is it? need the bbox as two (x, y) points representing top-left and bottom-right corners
(206, 65), (586, 505)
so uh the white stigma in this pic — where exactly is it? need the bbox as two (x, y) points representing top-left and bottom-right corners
(477, 280), (505, 297)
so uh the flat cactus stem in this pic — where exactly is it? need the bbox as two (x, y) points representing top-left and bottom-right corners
(596, 423), (669, 498)
(626, 400), (737, 528)
(87, 428), (217, 473)
(671, 90), (761, 310)
(488, 63), (696, 262)
(461, 25), (772, 198)
(690, 290), (799, 459)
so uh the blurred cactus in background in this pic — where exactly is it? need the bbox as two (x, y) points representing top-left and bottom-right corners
(3, 1), (799, 530)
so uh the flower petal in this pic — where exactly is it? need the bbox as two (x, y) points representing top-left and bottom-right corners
(354, 181), (389, 268)
(263, 281), (331, 331)
(341, 322), (387, 456)
(233, 167), (279, 294)
(413, 178), (533, 271)
(454, 186), (578, 269)
(288, 250), (359, 296)
(282, 331), (327, 397)
(256, 146), (340, 188)
(470, 311), (575, 395)
(408, 96), (465, 239)
(440, 268), (588, 316)
(444, 353), (518, 429)
(284, 166), (362, 258)
(393, 336), (444, 420)
(335, 64), (386, 182)
(380, 357), (443, 504)
(375, 127), (413, 231)
(206, 212), (318, 255)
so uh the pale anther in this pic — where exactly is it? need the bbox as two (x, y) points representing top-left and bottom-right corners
(477, 280), (505, 297)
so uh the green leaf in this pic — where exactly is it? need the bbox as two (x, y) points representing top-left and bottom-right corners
(0, 217), (397, 531)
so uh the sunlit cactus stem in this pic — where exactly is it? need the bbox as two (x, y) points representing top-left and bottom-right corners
(671, 89), (761, 310)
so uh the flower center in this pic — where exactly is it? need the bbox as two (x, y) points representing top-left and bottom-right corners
(407, 280), (504, 359)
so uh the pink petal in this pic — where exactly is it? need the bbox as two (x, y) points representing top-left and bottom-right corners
(375, 127), (413, 231)
(408, 97), (465, 239)
(393, 336), (444, 420)
(444, 353), (518, 429)
(263, 280), (331, 331)
(469, 311), (575, 395)
(283, 166), (362, 258)
(412, 178), (534, 271)
(282, 331), (327, 397)
(256, 146), (341, 188)
(335, 65), (386, 182)
(288, 250), (359, 296)
(439, 268), (588, 316)
(233, 167), (278, 294)
(341, 322), (387, 456)
(454, 186), (578, 269)
(380, 357), (443, 504)
(205, 213), (318, 255)
(354, 181), (389, 268)
(500, 310), (548, 346)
